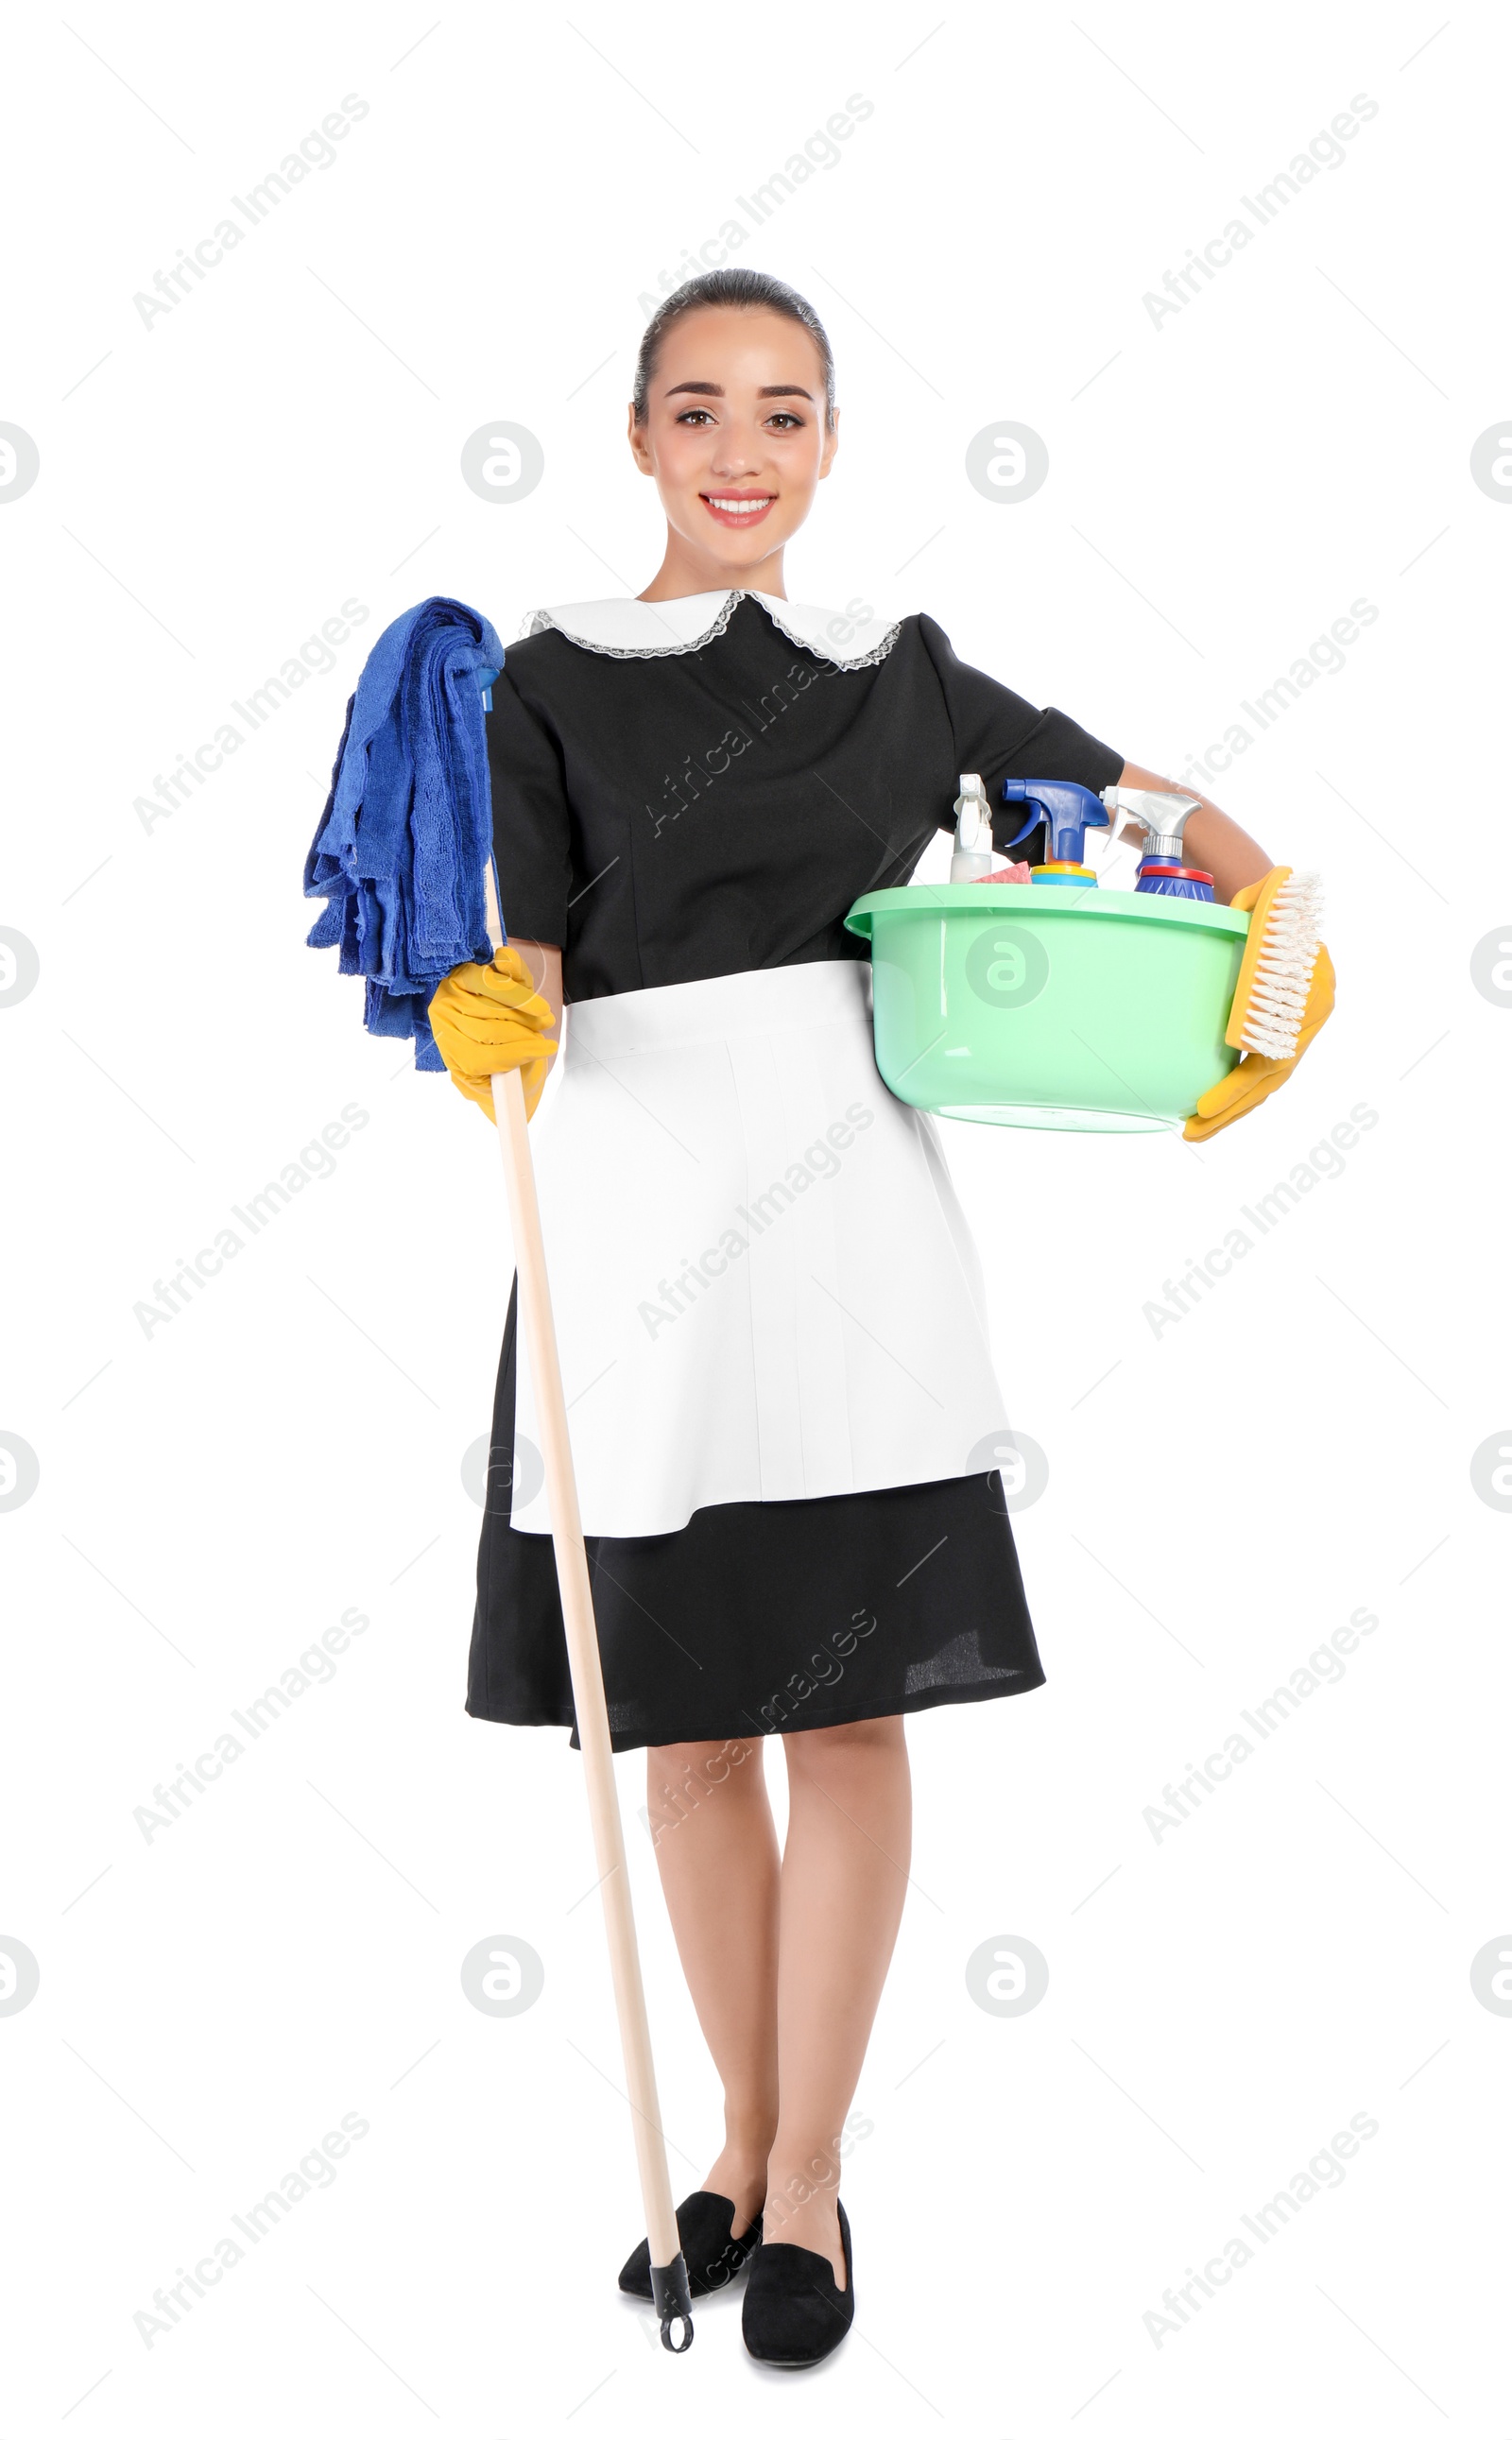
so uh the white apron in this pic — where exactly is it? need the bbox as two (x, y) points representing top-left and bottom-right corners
(509, 959), (1011, 1538)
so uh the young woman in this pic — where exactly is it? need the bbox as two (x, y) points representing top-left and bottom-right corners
(427, 269), (1329, 2368)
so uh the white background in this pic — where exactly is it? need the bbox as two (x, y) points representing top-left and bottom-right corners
(2, 0), (1507, 2430)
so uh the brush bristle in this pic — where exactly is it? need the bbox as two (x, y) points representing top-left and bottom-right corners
(1238, 871), (1324, 1059)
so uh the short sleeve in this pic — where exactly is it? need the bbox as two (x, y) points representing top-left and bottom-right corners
(917, 613), (1125, 861)
(486, 666), (573, 947)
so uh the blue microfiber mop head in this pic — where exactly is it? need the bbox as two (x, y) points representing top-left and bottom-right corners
(303, 595), (504, 1070)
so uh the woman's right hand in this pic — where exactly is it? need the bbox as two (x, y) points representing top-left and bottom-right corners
(428, 943), (559, 1122)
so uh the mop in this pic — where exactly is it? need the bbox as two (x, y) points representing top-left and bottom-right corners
(304, 597), (695, 2353)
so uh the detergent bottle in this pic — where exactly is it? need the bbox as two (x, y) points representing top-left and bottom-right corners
(1000, 778), (1109, 885)
(1102, 786), (1215, 901)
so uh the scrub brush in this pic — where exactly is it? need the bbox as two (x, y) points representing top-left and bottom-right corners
(1224, 866), (1325, 1059)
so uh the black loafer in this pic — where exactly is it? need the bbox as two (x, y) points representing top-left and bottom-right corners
(618, 2190), (764, 2300)
(741, 2198), (853, 2366)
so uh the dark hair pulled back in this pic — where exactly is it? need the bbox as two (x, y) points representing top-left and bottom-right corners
(631, 269), (835, 430)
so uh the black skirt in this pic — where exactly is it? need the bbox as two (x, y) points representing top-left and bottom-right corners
(467, 1283), (1045, 1753)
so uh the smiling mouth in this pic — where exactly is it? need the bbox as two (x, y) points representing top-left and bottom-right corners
(700, 492), (777, 525)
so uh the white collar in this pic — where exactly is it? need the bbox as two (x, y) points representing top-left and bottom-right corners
(520, 589), (902, 669)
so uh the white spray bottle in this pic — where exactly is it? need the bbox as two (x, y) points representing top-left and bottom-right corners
(950, 773), (994, 881)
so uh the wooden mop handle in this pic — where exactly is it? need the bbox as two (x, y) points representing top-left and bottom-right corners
(490, 1062), (691, 2348)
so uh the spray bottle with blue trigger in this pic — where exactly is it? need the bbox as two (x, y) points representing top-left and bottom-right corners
(999, 777), (1110, 885)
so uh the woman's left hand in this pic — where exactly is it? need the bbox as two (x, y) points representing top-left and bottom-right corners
(1184, 932), (1335, 1143)
(428, 945), (559, 1122)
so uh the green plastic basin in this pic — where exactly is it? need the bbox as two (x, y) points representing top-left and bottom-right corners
(844, 882), (1250, 1133)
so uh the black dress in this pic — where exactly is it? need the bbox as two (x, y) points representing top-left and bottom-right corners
(466, 593), (1123, 1752)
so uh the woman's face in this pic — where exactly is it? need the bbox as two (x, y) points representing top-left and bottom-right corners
(628, 306), (838, 577)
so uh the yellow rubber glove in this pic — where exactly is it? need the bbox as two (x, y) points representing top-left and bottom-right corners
(428, 945), (558, 1123)
(1183, 876), (1334, 1143)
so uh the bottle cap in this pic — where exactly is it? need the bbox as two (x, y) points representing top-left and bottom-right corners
(1031, 862), (1097, 886)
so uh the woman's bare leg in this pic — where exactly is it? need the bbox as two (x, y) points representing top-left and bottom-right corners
(645, 1734), (780, 2236)
(765, 1714), (912, 2286)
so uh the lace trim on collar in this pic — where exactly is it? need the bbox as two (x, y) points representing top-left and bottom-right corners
(761, 598), (902, 672)
(523, 593), (743, 659)
(521, 590), (903, 671)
